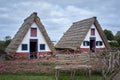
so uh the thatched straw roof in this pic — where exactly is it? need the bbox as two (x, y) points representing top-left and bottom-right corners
(55, 17), (110, 50)
(116, 31), (120, 36)
(5, 12), (55, 56)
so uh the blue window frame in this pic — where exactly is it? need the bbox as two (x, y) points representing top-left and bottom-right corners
(96, 41), (103, 46)
(83, 41), (90, 46)
(40, 44), (45, 50)
(21, 44), (28, 50)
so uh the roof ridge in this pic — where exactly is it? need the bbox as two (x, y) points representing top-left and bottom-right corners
(24, 12), (37, 22)
(73, 16), (97, 24)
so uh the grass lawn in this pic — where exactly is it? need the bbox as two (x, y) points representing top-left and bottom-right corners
(0, 74), (102, 80)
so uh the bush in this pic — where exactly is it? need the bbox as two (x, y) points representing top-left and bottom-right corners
(115, 35), (120, 46)
(109, 41), (119, 48)
(5, 54), (14, 60)
(0, 50), (6, 54)
(0, 41), (6, 51)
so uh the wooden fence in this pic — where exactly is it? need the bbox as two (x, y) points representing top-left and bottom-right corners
(55, 53), (92, 80)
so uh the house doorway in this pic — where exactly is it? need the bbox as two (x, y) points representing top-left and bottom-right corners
(90, 37), (96, 52)
(30, 39), (38, 59)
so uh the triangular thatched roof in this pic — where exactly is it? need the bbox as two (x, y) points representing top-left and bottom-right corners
(5, 12), (55, 56)
(55, 17), (110, 50)
(116, 31), (120, 36)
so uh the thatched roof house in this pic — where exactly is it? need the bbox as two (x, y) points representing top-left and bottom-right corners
(55, 17), (110, 52)
(5, 12), (55, 59)
(116, 31), (120, 36)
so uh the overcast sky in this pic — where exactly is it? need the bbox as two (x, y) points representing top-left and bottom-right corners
(0, 0), (120, 41)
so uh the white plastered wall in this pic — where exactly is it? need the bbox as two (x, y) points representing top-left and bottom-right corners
(80, 24), (105, 48)
(16, 22), (51, 52)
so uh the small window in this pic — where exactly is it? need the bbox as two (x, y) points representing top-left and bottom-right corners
(31, 28), (37, 37)
(40, 44), (45, 50)
(96, 41), (103, 46)
(91, 28), (95, 36)
(21, 44), (27, 50)
(83, 41), (89, 46)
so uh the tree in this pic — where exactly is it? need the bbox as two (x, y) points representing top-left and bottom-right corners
(104, 29), (114, 41)
(0, 40), (5, 51)
(115, 35), (120, 46)
(4, 36), (11, 41)
(4, 36), (11, 47)
(0, 36), (11, 52)
(109, 41), (119, 48)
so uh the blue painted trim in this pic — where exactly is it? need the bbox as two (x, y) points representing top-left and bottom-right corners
(89, 37), (96, 52)
(29, 39), (38, 59)
(39, 44), (46, 51)
(21, 44), (28, 51)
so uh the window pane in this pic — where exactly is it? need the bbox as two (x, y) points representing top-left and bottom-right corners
(40, 44), (45, 50)
(31, 28), (37, 37)
(91, 28), (95, 36)
(100, 42), (103, 46)
(22, 44), (27, 50)
(96, 41), (102, 46)
(83, 41), (86, 46)
(96, 42), (98, 46)
(87, 41), (90, 46)
(83, 41), (89, 46)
